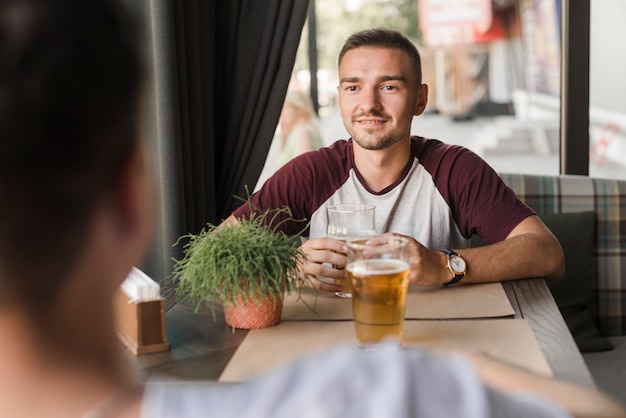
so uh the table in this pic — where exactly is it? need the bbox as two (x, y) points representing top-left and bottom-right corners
(502, 279), (595, 387)
(125, 278), (595, 388)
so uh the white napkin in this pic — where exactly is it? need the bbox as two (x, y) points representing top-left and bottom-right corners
(120, 267), (161, 303)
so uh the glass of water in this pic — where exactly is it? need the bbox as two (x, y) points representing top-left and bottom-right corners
(326, 204), (376, 298)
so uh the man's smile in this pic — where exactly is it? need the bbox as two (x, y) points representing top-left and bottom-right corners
(353, 113), (390, 128)
(356, 118), (387, 126)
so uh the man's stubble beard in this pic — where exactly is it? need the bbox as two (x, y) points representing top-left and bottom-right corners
(347, 110), (406, 151)
(351, 131), (402, 151)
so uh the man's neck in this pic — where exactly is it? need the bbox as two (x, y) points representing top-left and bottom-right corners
(0, 254), (142, 417)
(0, 309), (129, 417)
(352, 138), (412, 192)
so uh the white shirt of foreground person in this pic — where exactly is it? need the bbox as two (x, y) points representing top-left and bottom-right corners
(141, 342), (570, 418)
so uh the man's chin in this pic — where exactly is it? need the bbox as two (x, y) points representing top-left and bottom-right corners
(352, 134), (399, 151)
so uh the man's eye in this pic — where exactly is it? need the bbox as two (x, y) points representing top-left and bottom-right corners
(382, 85), (396, 91)
(346, 86), (357, 92)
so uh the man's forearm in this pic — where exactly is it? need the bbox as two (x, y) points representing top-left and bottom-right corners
(465, 353), (626, 418)
(458, 216), (564, 284)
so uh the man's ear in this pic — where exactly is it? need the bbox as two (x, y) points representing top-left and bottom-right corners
(110, 148), (156, 252)
(336, 84), (341, 107)
(414, 83), (429, 116)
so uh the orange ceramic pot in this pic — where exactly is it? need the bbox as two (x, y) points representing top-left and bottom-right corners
(223, 293), (283, 329)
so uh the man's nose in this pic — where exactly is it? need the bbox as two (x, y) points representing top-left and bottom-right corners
(359, 88), (382, 113)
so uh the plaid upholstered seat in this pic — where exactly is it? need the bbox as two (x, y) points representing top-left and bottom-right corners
(500, 173), (626, 336)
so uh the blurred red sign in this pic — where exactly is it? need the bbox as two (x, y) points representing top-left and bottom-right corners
(419, 0), (493, 45)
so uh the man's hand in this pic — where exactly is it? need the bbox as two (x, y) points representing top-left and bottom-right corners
(221, 216), (351, 293)
(385, 214), (565, 287)
(299, 237), (348, 293)
(384, 232), (449, 286)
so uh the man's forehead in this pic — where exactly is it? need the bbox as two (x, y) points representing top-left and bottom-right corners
(339, 47), (414, 81)
(340, 46), (407, 62)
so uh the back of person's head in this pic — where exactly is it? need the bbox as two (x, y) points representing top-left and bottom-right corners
(338, 27), (422, 84)
(0, 0), (144, 312)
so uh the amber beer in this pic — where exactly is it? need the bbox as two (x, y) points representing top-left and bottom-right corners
(347, 258), (410, 345)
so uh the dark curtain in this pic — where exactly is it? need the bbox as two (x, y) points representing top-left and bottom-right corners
(141, 0), (309, 286)
(213, 3), (309, 221)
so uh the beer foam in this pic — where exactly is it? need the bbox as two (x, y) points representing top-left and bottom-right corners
(347, 259), (409, 275)
(327, 231), (375, 241)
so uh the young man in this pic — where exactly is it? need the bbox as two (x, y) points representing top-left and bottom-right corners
(227, 28), (565, 294)
(2, 4), (623, 417)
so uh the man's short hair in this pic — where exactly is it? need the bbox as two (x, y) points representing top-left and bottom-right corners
(0, 0), (144, 311)
(338, 28), (422, 85)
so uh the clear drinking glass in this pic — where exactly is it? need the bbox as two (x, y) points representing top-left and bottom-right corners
(326, 204), (376, 298)
(346, 235), (410, 346)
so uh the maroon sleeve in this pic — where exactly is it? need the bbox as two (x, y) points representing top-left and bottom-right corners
(416, 137), (535, 243)
(231, 140), (353, 237)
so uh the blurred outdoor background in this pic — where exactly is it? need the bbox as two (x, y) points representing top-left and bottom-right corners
(257, 0), (626, 188)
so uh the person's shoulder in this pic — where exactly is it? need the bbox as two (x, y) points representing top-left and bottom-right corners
(412, 135), (484, 166)
(412, 135), (471, 153)
(319, 138), (351, 153)
(262, 139), (352, 197)
(292, 138), (351, 164)
(291, 123), (314, 137)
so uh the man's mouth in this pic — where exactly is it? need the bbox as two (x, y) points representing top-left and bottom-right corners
(354, 115), (388, 126)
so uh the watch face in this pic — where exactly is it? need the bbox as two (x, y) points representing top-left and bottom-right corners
(450, 255), (466, 273)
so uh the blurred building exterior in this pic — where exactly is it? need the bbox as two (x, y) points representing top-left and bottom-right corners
(266, 1), (626, 184)
(417, 0), (626, 179)
(418, 0), (557, 118)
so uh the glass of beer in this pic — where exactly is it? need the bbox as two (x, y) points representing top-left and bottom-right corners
(326, 204), (376, 298)
(346, 235), (410, 346)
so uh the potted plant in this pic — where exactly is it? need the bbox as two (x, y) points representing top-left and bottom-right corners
(172, 202), (308, 329)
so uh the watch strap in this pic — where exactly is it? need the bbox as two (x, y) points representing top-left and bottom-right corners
(441, 249), (465, 286)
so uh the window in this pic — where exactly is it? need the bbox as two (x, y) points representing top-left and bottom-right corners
(258, 0), (626, 182)
(589, 0), (626, 179)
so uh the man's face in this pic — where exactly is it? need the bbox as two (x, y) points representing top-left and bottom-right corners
(337, 47), (426, 151)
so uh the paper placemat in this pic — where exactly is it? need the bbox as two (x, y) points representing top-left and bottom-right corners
(219, 319), (551, 382)
(282, 282), (514, 321)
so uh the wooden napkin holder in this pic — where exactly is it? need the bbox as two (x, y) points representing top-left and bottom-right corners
(114, 289), (170, 355)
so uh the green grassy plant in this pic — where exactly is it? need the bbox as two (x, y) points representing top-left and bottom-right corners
(172, 203), (308, 315)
